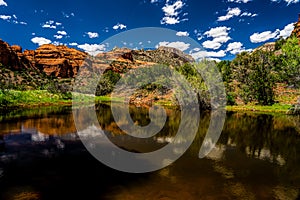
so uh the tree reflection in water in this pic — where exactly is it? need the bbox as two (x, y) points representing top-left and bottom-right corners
(0, 104), (299, 199)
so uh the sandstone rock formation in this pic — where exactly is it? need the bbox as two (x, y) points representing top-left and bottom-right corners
(0, 40), (22, 70)
(23, 44), (87, 78)
(291, 14), (300, 41)
(132, 46), (194, 67)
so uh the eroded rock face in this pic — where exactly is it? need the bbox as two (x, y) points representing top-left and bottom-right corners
(131, 46), (195, 67)
(291, 14), (300, 41)
(23, 44), (87, 78)
(0, 40), (22, 70)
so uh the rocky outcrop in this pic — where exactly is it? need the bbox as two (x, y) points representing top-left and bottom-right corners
(291, 14), (300, 41)
(132, 46), (195, 67)
(23, 44), (87, 78)
(254, 42), (276, 52)
(0, 40), (22, 70)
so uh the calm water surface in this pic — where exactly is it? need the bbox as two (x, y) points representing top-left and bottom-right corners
(0, 104), (299, 200)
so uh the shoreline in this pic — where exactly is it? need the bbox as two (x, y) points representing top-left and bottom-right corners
(0, 100), (293, 116)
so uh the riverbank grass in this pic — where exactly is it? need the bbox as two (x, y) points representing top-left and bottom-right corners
(226, 104), (292, 114)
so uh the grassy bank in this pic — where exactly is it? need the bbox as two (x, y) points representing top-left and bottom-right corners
(0, 90), (73, 109)
(0, 90), (126, 110)
(0, 90), (294, 114)
(226, 104), (292, 114)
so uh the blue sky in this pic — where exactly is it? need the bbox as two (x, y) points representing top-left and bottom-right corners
(0, 0), (299, 60)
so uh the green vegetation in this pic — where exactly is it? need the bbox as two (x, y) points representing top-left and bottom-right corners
(217, 35), (300, 107)
(0, 90), (72, 109)
(226, 104), (292, 114)
(0, 36), (299, 114)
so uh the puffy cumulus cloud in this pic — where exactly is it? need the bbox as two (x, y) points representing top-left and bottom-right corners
(161, 16), (180, 25)
(150, 0), (159, 3)
(54, 31), (67, 40)
(202, 36), (231, 50)
(226, 42), (249, 54)
(278, 22), (295, 38)
(86, 32), (99, 38)
(250, 22), (295, 43)
(190, 50), (226, 60)
(0, 0), (7, 6)
(204, 26), (231, 38)
(160, 0), (187, 25)
(0, 15), (11, 21)
(202, 26), (231, 50)
(156, 41), (190, 51)
(57, 30), (67, 35)
(250, 31), (279, 43)
(113, 23), (127, 30)
(176, 31), (189, 37)
(217, 7), (241, 21)
(77, 43), (106, 56)
(271, 0), (299, 5)
(162, 0), (184, 16)
(31, 37), (51, 46)
(227, 0), (252, 3)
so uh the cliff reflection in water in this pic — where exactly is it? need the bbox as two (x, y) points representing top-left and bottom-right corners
(0, 104), (299, 199)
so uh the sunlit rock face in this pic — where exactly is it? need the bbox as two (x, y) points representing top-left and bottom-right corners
(23, 44), (87, 78)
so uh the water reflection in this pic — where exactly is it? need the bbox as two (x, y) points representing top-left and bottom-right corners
(0, 105), (299, 199)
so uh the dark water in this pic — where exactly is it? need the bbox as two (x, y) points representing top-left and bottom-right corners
(0, 104), (299, 200)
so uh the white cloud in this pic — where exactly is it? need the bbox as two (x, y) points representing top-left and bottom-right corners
(0, 0), (7, 6)
(202, 26), (231, 49)
(160, 0), (186, 25)
(162, 0), (184, 16)
(226, 42), (246, 54)
(202, 36), (231, 50)
(227, 0), (252, 3)
(176, 31), (189, 37)
(42, 24), (56, 29)
(241, 12), (257, 17)
(250, 31), (279, 43)
(0, 15), (11, 20)
(249, 22), (294, 43)
(77, 43), (106, 56)
(202, 40), (222, 50)
(217, 7), (241, 21)
(278, 22), (295, 38)
(69, 42), (78, 46)
(31, 37), (51, 46)
(86, 32), (99, 38)
(204, 26), (231, 38)
(156, 41), (190, 51)
(54, 35), (63, 39)
(0, 15), (27, 25)
(113, 23), (127, 30)
(150, 0), (159, 3)
(52, 41), (65, 46)
(161, 16), (180, 25)
(57, 30), (67, 35)
(190, 50), (226, 60)
(42, 20), (62, 29)
(271, 0), (299, 5)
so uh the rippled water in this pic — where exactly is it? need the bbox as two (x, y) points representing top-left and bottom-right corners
(0, 104), (299, 199)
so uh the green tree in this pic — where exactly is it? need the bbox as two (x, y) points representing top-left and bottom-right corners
(217, 60), (236, 105)
(278, 36), (300, 88)
(232, 50), (275, 105)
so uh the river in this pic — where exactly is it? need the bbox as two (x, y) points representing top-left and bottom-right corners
(0, 104), (299, 199)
